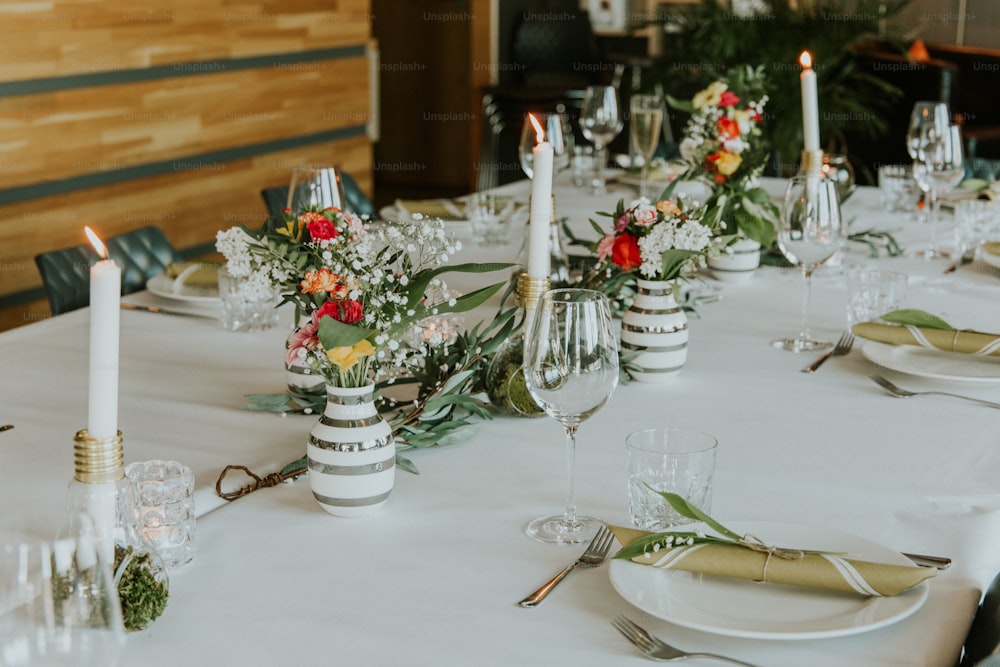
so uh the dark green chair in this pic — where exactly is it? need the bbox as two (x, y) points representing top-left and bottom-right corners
(261, 170), (376, 223)
(34, 226), (183, 315)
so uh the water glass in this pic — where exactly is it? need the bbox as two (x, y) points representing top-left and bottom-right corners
(218, 268), (280, 332)
(126, 460), (196, 569)
(878, 164), (917, 212)
(626, 427), (718, 531)
(465, 192), (514, 246)
(571, 145), (595, 188)
(955, 199), (1000, 256)
(846, 267), (908, 326)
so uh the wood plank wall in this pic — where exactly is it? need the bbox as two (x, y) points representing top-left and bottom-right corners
(0, 0), (374, 331)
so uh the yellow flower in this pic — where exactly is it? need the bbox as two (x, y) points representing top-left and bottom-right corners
(275, 219), (303, 243)
(326, 339), (375, 371)
(692, 81), (728, 110)
(715, 151), (743, 176)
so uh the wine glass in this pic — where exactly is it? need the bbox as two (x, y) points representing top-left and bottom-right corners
(905, 101), (949, 228)
(0, 520), (126, 666)
(518, 112), (572, 179)
(913, 124), (965, 259)
(579, 85), (624, 195)
(523, 289), (619, 543)
(629, 93), (664, 200)
(772, 176), (847, 353)
(287, 164), (347, 214)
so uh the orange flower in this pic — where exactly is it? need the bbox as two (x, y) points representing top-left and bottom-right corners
(655, 200), (681, 216)
(716, 117), (740, 141)
(300, 268), (349, 297)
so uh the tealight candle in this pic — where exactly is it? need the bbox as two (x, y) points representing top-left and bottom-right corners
(84, 227), (121, 441)
(527, 113), (553, 280)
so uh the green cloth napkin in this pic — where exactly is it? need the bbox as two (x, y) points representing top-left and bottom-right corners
(394, 199), (465, 220)
(610, 525), (936, 597)
(166, 262), (219, 287)
(853, 322), (1000, 357)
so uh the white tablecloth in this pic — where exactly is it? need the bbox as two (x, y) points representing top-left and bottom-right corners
(2, 175), (999, 666)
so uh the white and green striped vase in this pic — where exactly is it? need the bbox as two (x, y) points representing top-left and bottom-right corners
(307, 383), (394, 517)
(620, 279), (688, 383)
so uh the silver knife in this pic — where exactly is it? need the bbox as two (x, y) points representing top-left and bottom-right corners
(120, 303), (214, 318)
(903, 552), (952, 570)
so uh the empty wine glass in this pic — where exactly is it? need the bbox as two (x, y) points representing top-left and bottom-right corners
(772, 176), (847, 353)
(518, 112), (572, 179)
(523, 289), (619, 544)
(629, 93), (664, 200)
(287, 164), (347, 214)
(906, 101), (950, 228)
(0, 519), (126, 666)
(579, 85), (624, 195)
(913, 124), (964, 259)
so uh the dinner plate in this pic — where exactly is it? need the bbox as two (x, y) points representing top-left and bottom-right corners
(147, 274), (220, 303)
(979, 243), (1000, 270)
(608, 521), (928, 640)
(861, 340), (1000, 383)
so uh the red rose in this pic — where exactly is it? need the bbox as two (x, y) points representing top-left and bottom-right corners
(611, 234), (641, 271)
(316, 298), (363, 324)
(718, 91), (741, 108)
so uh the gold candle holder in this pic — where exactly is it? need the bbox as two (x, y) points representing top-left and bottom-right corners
(73, 429), (124, 484)
(516, 272), (551, 312)
(799, 149), (825, 175)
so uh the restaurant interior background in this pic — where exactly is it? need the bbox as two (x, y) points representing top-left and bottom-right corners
(0, 0), (997, 333)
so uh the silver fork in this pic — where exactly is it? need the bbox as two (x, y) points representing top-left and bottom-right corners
(612, 616), (759, 666)
(870, 374), (1000, 409)
(517, 525), (614, 608)
(802, 330), (855, 373)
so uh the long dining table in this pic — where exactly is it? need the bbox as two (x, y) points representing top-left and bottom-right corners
(2, 172), (1000, 666)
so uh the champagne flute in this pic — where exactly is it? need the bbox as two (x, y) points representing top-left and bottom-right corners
(579, 85), (624, 196)
(914, 124), (964, 259)
(287, 164), (347, 214)
(629, 93), (663, 200)
(523, 289), (619, 544)
(518, 112), (572, 179)
(772, 176), (847, 353)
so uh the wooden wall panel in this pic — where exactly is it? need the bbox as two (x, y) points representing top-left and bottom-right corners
(0, 0), (372, 80)
(0, 0), (374, 332)
(0, 57), (370, 189)
(0, 136), (372, 298)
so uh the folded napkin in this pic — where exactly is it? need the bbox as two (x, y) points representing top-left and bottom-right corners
(611, 524), (936, 597)
(982, 242), (1000, 257)
(853, 321), (1000, 357)
(166, 262), (220, 287)
(394, 199), (465, 220)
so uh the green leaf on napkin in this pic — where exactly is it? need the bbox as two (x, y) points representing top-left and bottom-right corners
(880, 309), (954, 331)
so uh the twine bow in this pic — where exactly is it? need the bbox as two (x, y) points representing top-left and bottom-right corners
(738, 533), (805, 583)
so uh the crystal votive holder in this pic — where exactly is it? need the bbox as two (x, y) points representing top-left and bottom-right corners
(125, 460), (195, 569)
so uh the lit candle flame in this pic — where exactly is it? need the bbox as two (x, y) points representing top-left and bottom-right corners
(528, 113), (545, 143)
(799, 51), (813, 69)
(84, 226), (108, 259)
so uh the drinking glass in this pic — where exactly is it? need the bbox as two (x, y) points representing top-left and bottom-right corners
(629, 94), (664, 200)
(287, 164), (347, 214)
(772, 176), (847, 352)
(523, 289), (619, 544)
(518, 112), (572, 179)
(914, 124), (965, 259)
(906, 101), (950, 162)
(0, 522), (126, 666)
(579, 85), (623, 195)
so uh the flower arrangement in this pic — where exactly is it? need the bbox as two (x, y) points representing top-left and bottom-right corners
(669, 65), (779, 247)
(588, 196), (723, 283)
(217, 206), (509, 388)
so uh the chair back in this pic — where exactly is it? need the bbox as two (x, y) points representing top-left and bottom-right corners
(34, 226), (182, 315)
(961, 570), (1000, 666)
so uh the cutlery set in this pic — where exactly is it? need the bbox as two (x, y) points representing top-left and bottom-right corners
(517, 525), (950, 662)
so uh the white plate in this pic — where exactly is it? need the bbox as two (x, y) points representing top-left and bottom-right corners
(147, 274), (220, 303)
(861, 340), (1000, 383)
(609, 521), (928, 640)
(979, 244), (1000, 270)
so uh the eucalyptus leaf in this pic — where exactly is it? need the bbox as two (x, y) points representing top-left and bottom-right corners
(395, 454), (420, 475)
(880, 309), (954, 331)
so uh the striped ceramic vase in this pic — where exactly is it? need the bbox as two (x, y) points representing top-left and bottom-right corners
(620, 279), (688, 383)
(307, 384), (394, 517)
(707, 238), (761, 283)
